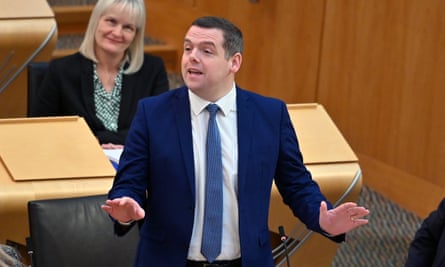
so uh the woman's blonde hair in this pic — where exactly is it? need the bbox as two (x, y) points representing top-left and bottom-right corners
(79, 0), (146, 74)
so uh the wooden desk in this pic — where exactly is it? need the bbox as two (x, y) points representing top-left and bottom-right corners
(270, 103), (361, 267)
(270, 163), (362, 267)
(0, 104), (361, 267)
(0, 116), (115, 243)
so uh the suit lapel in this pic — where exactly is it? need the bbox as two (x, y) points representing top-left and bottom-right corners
(236, 88), (253, 191)
(172, 87), (253, 199)
(173, 88), (196, 197)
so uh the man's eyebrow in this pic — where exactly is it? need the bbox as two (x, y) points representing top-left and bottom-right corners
(183, 38), (216, 48)
(200, 41), (216, 48)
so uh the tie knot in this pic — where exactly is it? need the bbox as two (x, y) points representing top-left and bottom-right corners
(206, 103), (219, 117)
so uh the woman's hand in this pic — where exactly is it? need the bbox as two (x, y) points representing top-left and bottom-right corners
(101, 143), (124, 149)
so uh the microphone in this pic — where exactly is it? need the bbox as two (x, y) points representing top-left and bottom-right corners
(278, 226), (291, 267)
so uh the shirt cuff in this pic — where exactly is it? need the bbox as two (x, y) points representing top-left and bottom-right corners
(117, 219), (134, 226)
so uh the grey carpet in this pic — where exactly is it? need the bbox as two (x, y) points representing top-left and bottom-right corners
(332, 185), (423, 267)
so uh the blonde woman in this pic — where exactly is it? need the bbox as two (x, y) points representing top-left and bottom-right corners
(33, 0), (169, 148)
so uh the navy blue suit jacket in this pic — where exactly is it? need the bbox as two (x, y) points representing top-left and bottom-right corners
(108, 86), (344, 267)
(405, 198), (445, 267)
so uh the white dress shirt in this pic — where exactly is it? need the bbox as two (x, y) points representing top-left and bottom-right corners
(187, 84), (240, 261)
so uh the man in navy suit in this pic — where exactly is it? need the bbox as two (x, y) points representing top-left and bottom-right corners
(405, 198), (445, 267)
(102, 16), (370, 267)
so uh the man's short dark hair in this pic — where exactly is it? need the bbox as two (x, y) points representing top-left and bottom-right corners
(191, 16), (243, 58)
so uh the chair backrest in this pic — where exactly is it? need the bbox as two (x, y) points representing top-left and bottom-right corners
(27, 194), (139, 267)
(27, 61), (49, 117)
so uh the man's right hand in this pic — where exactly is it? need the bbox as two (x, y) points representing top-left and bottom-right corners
(101, 196), (145, 223)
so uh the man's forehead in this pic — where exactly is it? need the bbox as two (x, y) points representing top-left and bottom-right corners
(185, 26), (224, 43)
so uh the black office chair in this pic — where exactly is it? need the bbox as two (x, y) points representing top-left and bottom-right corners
(27, 61), (49, 117)
(27, 194), (139, 267)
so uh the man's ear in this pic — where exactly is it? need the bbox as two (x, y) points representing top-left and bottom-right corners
(230, 53), (242, 73)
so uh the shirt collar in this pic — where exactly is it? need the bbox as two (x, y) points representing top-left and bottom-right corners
(189, 83), (237, 116)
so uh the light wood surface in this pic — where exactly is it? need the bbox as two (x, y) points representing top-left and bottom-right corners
(0, 103), (361, 267)
(0, 116), (115, 181)
(0, 0), (54, 19)
(270, 163), (362, 267)
(269, 104), (361, 267)
(317, 0), (445, 217)
(51, 5), (92, 34)
(146, 0), (324, 102)
(288, 104), (357, 164)
(0, 0), (57, 118)
(0, 116), (115, 243)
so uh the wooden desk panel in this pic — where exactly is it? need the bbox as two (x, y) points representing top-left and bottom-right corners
(0, 171), (113, 243)
(0, 103), (362, 264)
(0, 0), (54, 19)
(0, 116), (115, 181)
(0, 116), (115, 243)
(270, 104), (361, 267)
(269, 163), (362, 234)
(288, 103), (357, 164)
(269, 163), (362, 267)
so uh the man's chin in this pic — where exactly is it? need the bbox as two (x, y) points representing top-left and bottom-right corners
(187, 85), (207, 96)
(184, 80), (202, 91)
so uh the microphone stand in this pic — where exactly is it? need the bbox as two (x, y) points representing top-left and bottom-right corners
(278, 226), (291, 267)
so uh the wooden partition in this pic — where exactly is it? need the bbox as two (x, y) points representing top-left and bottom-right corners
(0, 0), (57, 118)
(317, 0), (445, 217)
(146, 0), (324, 102)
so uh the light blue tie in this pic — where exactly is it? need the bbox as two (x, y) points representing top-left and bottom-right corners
(201, 103), (223, 263)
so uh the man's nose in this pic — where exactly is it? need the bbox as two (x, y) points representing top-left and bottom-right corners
(189, 49), (200, 62)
